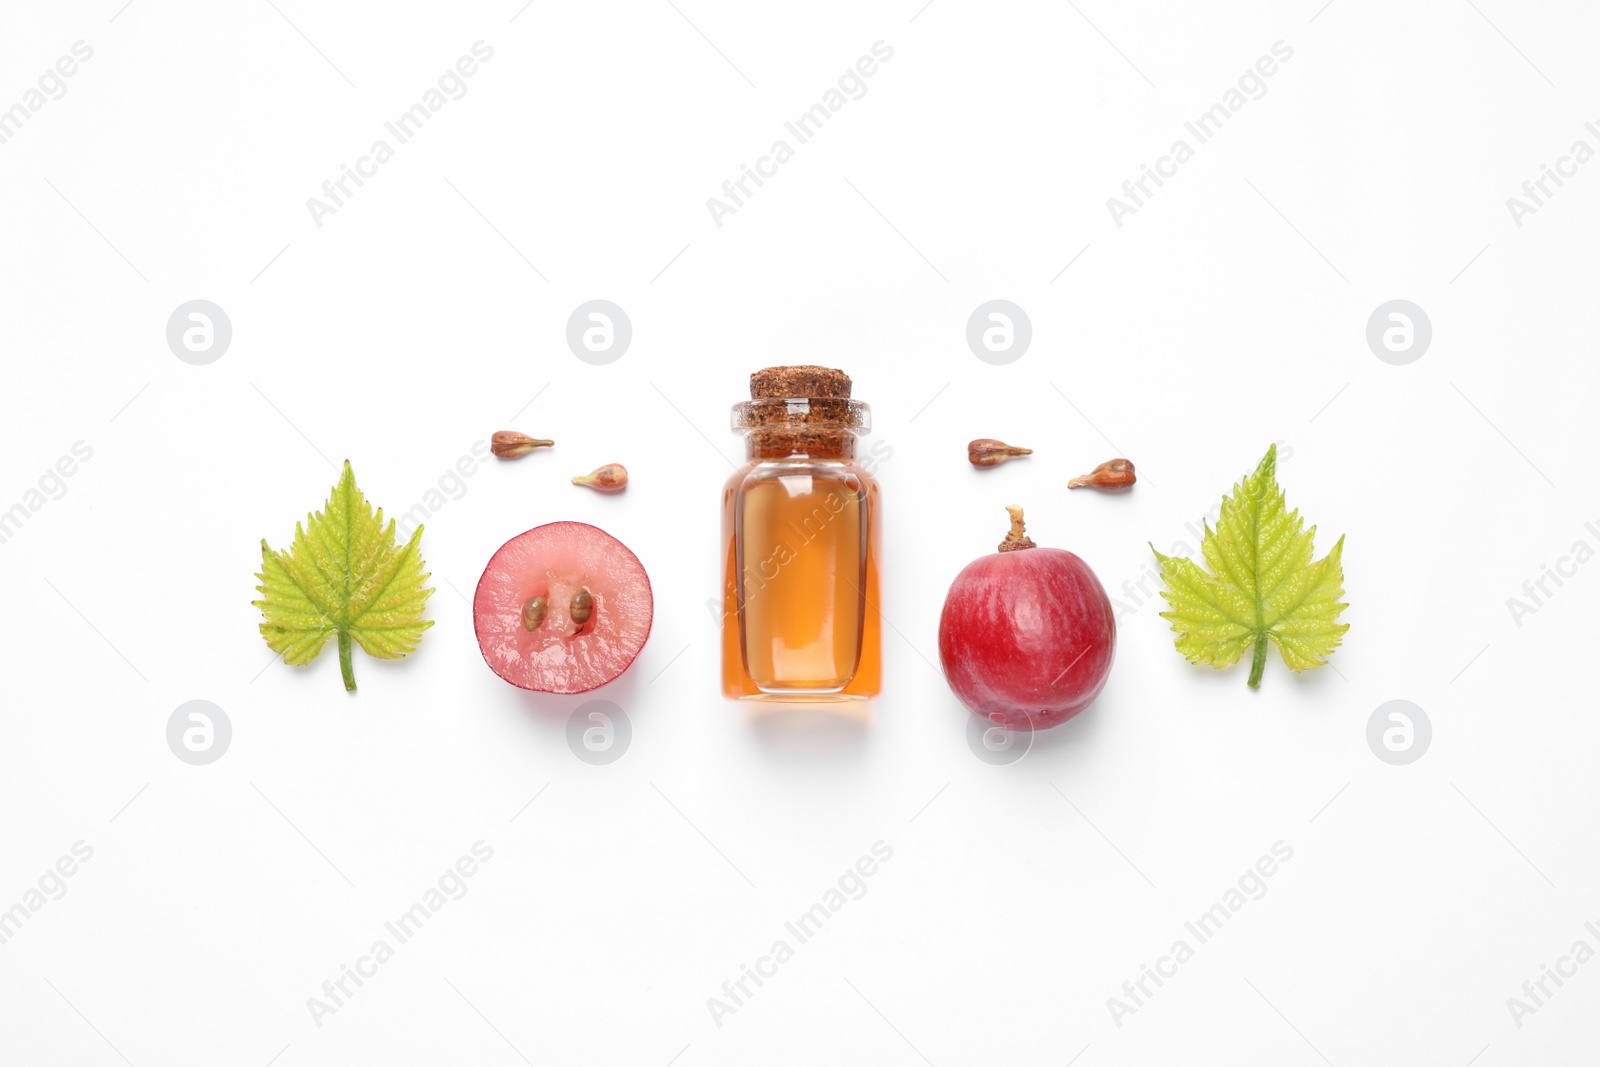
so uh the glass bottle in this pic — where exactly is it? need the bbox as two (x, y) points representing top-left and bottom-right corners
(720, 366), (882, 699)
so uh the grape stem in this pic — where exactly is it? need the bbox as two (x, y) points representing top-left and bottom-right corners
(998, 504), (1037, 552)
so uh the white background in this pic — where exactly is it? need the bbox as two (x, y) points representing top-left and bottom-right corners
(1, 0), (1597, 1064)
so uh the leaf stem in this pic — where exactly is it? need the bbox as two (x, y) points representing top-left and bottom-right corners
(339, 631), (356, 692)
(1247, 635), (1268, 689)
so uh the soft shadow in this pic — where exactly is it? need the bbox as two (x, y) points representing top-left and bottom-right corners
(511, 688), (583, 725)
(1081, 486), (1140, 504)
(745, 698), (871, 762)
(1022, 698), (1105, 756)
(510, 660), (650, 727)
(1287, 659), (1349, 697)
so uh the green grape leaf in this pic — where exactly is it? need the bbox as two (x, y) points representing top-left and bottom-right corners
(254, 462), (433, 692)
(1151, 445), (1347, 688)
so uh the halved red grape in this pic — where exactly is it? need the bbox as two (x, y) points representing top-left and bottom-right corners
(473, 522), (653, 693)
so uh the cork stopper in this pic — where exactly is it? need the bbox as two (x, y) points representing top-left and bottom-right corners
(734, 365), (867, 458)
(750, 365), (853, 400)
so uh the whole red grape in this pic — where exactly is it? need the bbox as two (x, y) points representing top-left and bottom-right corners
(938, 506), (1116, 729)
